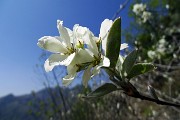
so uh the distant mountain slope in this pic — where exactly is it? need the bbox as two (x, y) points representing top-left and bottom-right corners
(0, 85), (83, 120)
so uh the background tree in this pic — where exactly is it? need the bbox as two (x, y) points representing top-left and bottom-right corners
(34, 0), (180, 120)
(122, 0), (180, 119)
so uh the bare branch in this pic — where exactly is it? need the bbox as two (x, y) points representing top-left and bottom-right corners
(112, 0), (130, 20)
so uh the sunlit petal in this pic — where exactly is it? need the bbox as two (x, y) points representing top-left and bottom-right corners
(57, 20), (72, 47)
(100, 19), (113, 53)
(82, 65), (92, 88)
(99, 56), (110, 67)
(99, 19), (113, 39)
(86, 35), (99, 57)
(92, 65), (100, 77)
(116, 55), (124, 72)
(62, 73), (76, 86)
(44, 54), (68, 72)
(59, 52), (76, 66)
(91, 56), (110, 77)
(70, 49), (94, 65)
(120, 43), (129, 50)
(44, 59), (55, 72)
(67, 63), (79, 75)
(48, 54), (68, 66)
(38, 36), (68, 53)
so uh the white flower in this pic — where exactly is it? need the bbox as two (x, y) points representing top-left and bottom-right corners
(133, 3), (146, 15)
(67, 19), (113, 87)
(142, 11), (152, 23)
(73, 24), (93, 48)
(173, 54), (177, 58)
(81, 37), (110, 87)
(159, 38), (166, 44)
(147, 50), (156, 59)
(82, 55), (110, 87)
(62, 49), (95, 86)
(37, 20), (93, 72)
(156, 37), (167, 55)
(63, 49), (110, 87)
(132, 3), (152, 23)
(38, 18), (129, 87)
(81, 18), (128, 87)
(166, 4), (170, 9)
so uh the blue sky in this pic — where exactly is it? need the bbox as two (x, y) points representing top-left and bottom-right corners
(0, 0), (131, 97)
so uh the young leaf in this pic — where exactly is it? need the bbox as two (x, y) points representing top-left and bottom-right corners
(148, 85), (159, 100)
(127, 63), (155, 79)
(121, 50), (138, 77)
(86, 83), (117, 98)
(106, 18), (121, 68)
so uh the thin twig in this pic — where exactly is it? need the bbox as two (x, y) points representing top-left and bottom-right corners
(52, 70), (68, 120)
(134, 92), (180, 107)
(154, 63), (180, 70)
(110, 76), (180, 107)
(112, 0), (130, 20)
(132, 79), (180, 104)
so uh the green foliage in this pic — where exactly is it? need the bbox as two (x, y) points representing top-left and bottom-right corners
(149, 0), (159, 7)
(106, 18), (121, 68)
(86, 83), (117, 98)
(121, 50), (138, 78)
(127, 63), (155, 79)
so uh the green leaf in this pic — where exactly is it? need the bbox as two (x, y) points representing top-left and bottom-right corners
(150, 0), (159, 7)
(86, 83), (117, 98)
(127, 63), (155, 79)
(162, 0), (167, 5)
(121, 50), (138, 77)
(106, 18), (121, 68)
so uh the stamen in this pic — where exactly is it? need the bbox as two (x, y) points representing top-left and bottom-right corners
(96, 38), (102, 52)
(76, 40), (84, 49)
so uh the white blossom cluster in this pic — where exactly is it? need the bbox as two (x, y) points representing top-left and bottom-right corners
(147, 37), (167, 59)
(132, 3), (152, 23)
(37, 19), (128, 87)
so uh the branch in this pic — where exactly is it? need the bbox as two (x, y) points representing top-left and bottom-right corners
(129, 92), (180, 107)
(132, 80), (180, 104)
(52, 70), (68, 120)
(112, 0), (130, 20)
(122, 82), (180, 107)
(154, 63), (180, 70)
(110, 77), (180, 107)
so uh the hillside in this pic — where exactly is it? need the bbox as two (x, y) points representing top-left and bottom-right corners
(0, 85), (83, 120)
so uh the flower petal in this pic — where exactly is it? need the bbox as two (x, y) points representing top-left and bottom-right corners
(86, 35), (99, 57)
(70, 49), (94, 65)
(63, 64), (79, 86)
(92, 65), (100, 77)
(73, 24), (88, 45)
(99, 56), (110, 67)
(44, 59), (55, 72)
(67, 63), (79, 75)
(37, 36), (68, 53)
(82, 65), (92, 88)
(91, 56), (110, 76)
(57, 20), (72, 47)
(120, 43), (128, 50)
(116, 55), (124, 72)
(99, 19), (113, 39)
(62, 73), (76, 86)
(44, 54), (68, 72)
(73, 24), (88, 37)
(59, 52), (76, 66)
(73, 24), (99, 57)
(100, 19), (113, 53)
